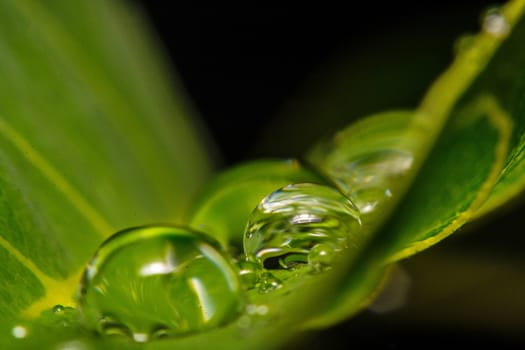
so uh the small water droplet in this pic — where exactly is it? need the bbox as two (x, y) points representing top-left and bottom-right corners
(256, 272), (282, 293)
(52, 305), (65, 314)
(482, 7), (509, 37)
(132, 333), (149, 343)
(307, 243), (335, 272)
(78, 225), (244, 342)
(39, 305), (78, 329)
(244, 183), (361, 274)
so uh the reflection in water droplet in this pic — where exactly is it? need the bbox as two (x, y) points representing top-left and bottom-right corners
(482, 7), (509, 37)
(11, 325), (28, 339)
(99, 316), (132, 338)
(39, 305), (78, 329)
(151, 325), (172, 340)
(52, 305), (65, 314)
(244, 183), (361, 274)
(307, 243), (335, 271)
(78, 225), (244, 342)
(133, 333), (149, 343)
(237, 260), (259, 289)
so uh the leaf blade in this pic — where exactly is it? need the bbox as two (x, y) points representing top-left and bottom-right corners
(0, 0), (213, 321)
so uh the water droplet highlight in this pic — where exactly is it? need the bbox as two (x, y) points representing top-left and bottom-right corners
(150, 325), (172, 340)
(38, 304), (78, 329)
(52, 304), (65, 314)
(11, 325), (28, 339)
(482, 7), (509, 37)
(78, 225), (244, 342)
(237, 260), (259, 289)
(244, 183), (361, 274)
(307, 243), (335, 271)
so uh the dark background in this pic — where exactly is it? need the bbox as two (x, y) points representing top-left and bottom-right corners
(137, 1), (498, 166)
(136, 2), (525, 348)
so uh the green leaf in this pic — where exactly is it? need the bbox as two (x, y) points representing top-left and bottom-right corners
(304, 0), (525, 328)
(0, 0), (212, 324)
(4, 0), (525, 349)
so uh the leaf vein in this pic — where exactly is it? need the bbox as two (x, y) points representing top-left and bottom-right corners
(0, 119), (113, 237)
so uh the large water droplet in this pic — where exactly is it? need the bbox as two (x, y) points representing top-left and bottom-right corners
(78, 225), (244, 342)
(244, 183), (361, 274)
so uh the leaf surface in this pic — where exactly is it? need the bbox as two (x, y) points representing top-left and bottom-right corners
(305, 0), (525, 328)
(3, 0), (525, 349)
(0, 0), (212, 323)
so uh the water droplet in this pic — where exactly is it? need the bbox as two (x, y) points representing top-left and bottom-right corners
(307, 243), (335, 271)
(78, 225), (244, 341)
(482, 7), (509, 37)
(52, 305), (65, 314)
(133, 333), (149, 343)
(256, 272), (282, 293)
(244, 183), (361, 274)
(39, 305), (78, 329)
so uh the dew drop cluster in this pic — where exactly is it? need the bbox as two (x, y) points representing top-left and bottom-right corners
(74, 157), (369, 343)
